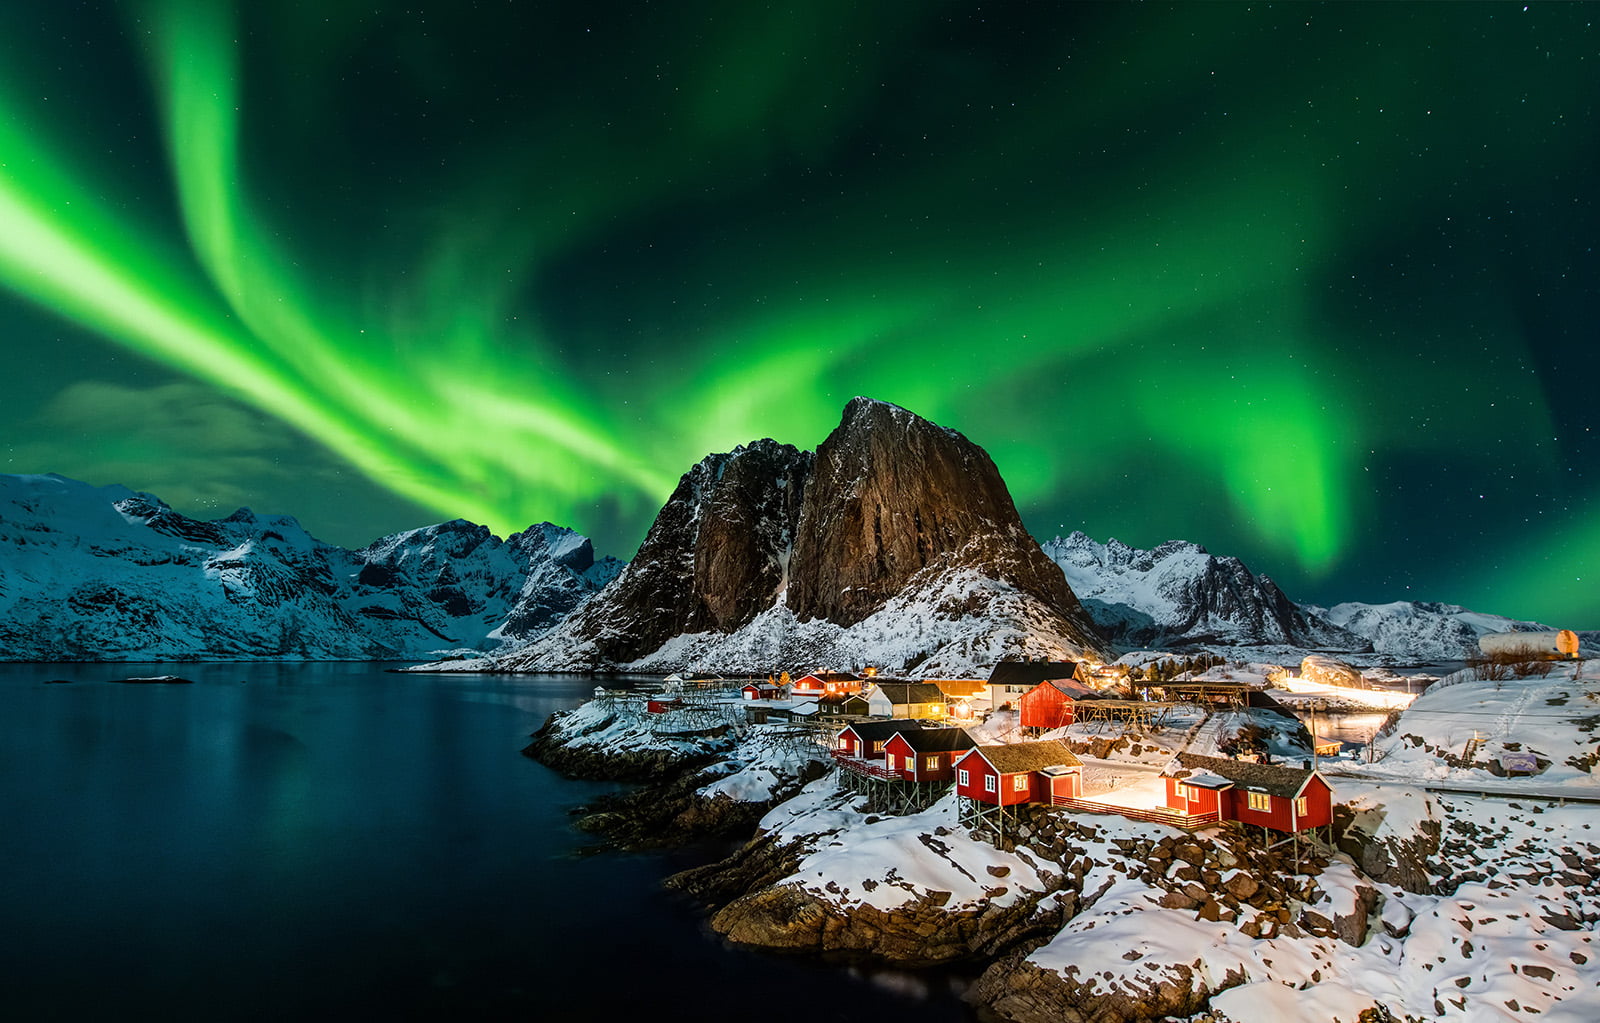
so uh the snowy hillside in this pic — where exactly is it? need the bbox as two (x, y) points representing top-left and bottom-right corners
(1316, 600), (1560, 661)
(0, 474), (618, 661)
(1342, 657), (1600, 793)
(1041, 532), (1367, 651)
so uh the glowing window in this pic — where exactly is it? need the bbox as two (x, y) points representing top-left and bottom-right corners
(925, 756), (939, 770)
(1174, 783), (1189, 799)
(1295, 797), (1308, 816)
(1247, 791), (1271, 812)
(1013, 775), (1029, 793)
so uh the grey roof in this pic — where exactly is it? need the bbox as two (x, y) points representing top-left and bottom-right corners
(1168, 753), (1319, 798)
(872, 682), (946, 705)
(893, 727), (978, 754)
(843, 719), (928, 742)
(988, 661), (1081, 686)
(965, 740), (1083, 774)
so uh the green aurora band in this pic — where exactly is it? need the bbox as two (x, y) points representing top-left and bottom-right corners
(0, 0), (1593, 624)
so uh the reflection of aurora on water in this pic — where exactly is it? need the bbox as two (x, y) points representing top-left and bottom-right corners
(0, 0), (1593, 623)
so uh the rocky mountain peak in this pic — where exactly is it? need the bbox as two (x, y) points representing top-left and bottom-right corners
(503, 399), (1104, 672)
(788, 400), (1092, 634)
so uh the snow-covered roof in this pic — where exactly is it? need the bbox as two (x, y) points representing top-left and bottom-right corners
(964, 740), (1083, 774)
(1168, 753), (1321, 799)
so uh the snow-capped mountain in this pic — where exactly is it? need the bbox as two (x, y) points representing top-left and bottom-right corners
(1313, 600), (1556, 660)
(490, 398), (1107, 674)
(0, 474), (619, 661)
(1041, 532), (1369, 651)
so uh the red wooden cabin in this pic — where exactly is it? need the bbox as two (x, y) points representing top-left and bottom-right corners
(883, 727), (977, 782)
(1018, 678), (1098, 729)
(834, 719), (925, 760)
(646, 697), (683, 714)
(954, 741), (1084, 806)
(1163, 753), (1333, 833)
(741, 683), (785, 700)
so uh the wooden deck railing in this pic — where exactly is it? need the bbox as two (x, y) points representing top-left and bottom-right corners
(831, 751), (901, 780)
(1050, 795), (1219, 829)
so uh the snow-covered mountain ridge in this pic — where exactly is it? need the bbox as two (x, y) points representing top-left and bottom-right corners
(1041, 532), (1369, 651)
(0, 473), (619, 661)
(1042, 532), (1577, 661)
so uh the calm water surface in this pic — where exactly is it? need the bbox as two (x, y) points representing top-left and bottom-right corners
(0, 663), (970, 1022)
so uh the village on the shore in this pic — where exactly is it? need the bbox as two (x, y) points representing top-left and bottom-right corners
(541, 629), (1596, 1022)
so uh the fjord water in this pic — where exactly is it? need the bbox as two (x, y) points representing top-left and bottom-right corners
(1, 663), (967, 1021)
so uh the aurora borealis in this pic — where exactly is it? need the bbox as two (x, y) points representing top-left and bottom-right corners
(0, 1), (1593, 625)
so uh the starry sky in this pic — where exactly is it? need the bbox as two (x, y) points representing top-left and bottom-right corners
(0, 1), (1594, 626)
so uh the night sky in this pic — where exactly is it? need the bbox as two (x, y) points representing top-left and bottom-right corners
(0, 1), (1594, 626)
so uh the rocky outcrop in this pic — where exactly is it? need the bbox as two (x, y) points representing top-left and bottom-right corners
(972, 950), (1230, 1023)
(1043, 532), (1370, 650)
(501, 399), (1105, 672)
(522, 712), (726, 782)
(710, 880), (1066, 966)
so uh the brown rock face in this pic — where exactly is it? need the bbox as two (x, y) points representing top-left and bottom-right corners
(788, 398), (1096, 635)
(562, 439), (811, 663)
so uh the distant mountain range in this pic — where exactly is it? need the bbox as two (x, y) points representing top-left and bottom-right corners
(1040, 532), (1558, 661)
(0, 400), (1569, 666)
(0, 474), (619, 661)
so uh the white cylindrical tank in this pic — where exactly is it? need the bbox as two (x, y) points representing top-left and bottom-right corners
(1477, 630), (1579, 658)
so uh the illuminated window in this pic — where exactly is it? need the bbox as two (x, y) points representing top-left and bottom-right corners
(984, 774), (997, 793)
(925, 756), (939, 771)
(1247, 791), (1271, 812)
(886, 754), (897, 771)
(836, 736), (849, 750)
(958, 769), (969, 786)
(1295, 797), (1308, 816)
(1174, 783), (1189, 799)
(872, 740), (885, 753)
(1013, 775), (1029, 793)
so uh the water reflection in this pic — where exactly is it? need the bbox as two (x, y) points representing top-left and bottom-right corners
(0, 663), (972, 1022)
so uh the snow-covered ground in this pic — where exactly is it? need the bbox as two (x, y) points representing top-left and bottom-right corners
(760, 782), (1061, 916)
(1339, 659), (1600, 794)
